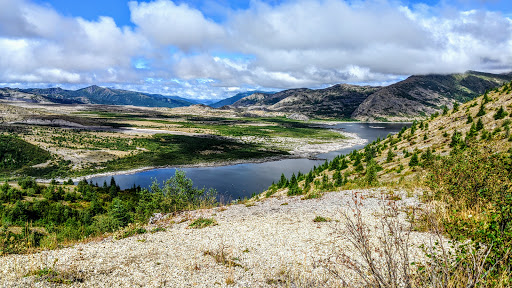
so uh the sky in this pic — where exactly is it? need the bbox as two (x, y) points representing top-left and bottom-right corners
(1, 0), (512, 100)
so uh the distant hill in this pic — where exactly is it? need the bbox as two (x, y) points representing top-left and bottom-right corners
(352, 71), (512, 121)
(210, 91), (273, 108)
(230, 84), (379, 118)
(227, 71), (512, 120)
(0, 86), (195, 108)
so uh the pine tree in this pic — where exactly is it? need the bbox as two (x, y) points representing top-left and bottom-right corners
(386, 149), (395, 163)
(476, 103), (486, 117)
(409, 152), (419, 167)
(442, 106), (449, 115)
(421, 148), (434, 167)
(365, 159), (378, 185)
(339, 158), (348, 170)
(333, 170), (344, 187)
(110, 197), (130, 228)
(278, 173), (288, 188)
(468, 122), (477, 137)
(476, 118), (484, 131)
(494, 106), (508, 120)
(453, 102), (459, 112)
(466, 114), (473, 124)
(450, 130), (463, 148)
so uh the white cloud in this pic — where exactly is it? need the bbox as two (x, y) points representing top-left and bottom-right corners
(128, 0), (224, 50)
(0, 0), (511, 99)
(0, 0), (145, 84)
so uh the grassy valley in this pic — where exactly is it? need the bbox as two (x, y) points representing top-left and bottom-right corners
(0, 101), (348, 180)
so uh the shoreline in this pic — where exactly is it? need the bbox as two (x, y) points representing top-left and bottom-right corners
(43, 130), (366, 183)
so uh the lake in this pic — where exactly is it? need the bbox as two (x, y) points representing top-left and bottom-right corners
(88, 122), (409, 201)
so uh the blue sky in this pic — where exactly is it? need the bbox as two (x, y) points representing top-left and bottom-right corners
(32, 0), (512, 25)
(2, 0), (512, 99)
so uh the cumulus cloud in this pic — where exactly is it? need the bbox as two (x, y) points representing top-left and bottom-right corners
(0, 0), (511, 99)
(129, 0), (224, 50)
(0, 0), (145, 84)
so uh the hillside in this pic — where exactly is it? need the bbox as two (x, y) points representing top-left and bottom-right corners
(231, 84), (378, 118)
(265, 80), (512, 197)
(0, 86), (194, 108)
(226, 71), (512, 120)
(352, 71), (512, 121)
(210, 91), (273, 108)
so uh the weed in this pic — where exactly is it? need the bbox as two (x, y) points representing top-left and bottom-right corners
(189, 217), (217, 229)
(313, 216), (331, 222)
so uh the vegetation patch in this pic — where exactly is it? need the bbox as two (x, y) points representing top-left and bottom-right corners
(0, 171), (217, 254)
(313, 216), (330, 222)
(0, 134), (51, 174)
(189, 217), (217, 229)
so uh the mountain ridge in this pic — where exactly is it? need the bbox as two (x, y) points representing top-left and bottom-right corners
(0, 86), (195, 108)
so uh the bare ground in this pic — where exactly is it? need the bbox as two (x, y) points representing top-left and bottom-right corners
(0, 188), (437, 288)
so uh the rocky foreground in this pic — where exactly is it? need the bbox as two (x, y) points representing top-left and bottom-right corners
(0, 188), (435, 287)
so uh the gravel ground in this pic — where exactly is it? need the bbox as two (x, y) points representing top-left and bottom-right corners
(0, 188), (436, 287)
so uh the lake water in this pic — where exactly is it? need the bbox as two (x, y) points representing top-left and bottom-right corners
(88, 122), (409, 201)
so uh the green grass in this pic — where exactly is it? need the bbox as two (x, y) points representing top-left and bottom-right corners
(0, 134), (52, 176)
(313, 216), (330, 222)
(176, 117), (347, 140)
(75, 134), (286, 176)
(189, 217), (217, 229)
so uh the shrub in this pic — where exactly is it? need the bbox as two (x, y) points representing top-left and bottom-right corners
(427, 146), (512, 284)
(313, 216), (330, 222)
(189, 217), (217, 229)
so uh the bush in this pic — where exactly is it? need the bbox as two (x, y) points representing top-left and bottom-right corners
(427, 146), (512, 284)
(189, 217), (217, 229)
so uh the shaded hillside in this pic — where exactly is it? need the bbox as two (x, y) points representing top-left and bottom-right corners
(0, 86), (194, 108)
(352, 71), (512, 121)
(231, 84), (378, 118)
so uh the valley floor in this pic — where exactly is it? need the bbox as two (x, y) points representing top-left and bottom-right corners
(0, 188), (434, 287)
(0, 100), (356, 180)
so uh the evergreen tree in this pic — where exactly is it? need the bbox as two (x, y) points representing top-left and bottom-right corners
(409, 152), (419, 167)
(476, 103), (486, 117)
(476, 118), (484, 131)
(386, 149), (395, 163)
(442, 105), (449, 115)
(453, 102), (459, 112)
(483, 92), (491, 104)
(278, 173), (288, 188)
(421, 148), (434, 167)
(333, 170), (344, 187)
(339, 159), (348, 170)
(110, 197), (130, 228)
(466, 114), (473, 124)
(468, 122), (477, 138)
(494, 106), (508, 120)
(450, 130), (463, 148)
(365, 159), (378, 185)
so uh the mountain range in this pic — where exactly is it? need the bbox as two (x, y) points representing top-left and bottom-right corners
(2, 71), (511, 120)
(227, 71), (512, 121)
(0, 86), (195, 108)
